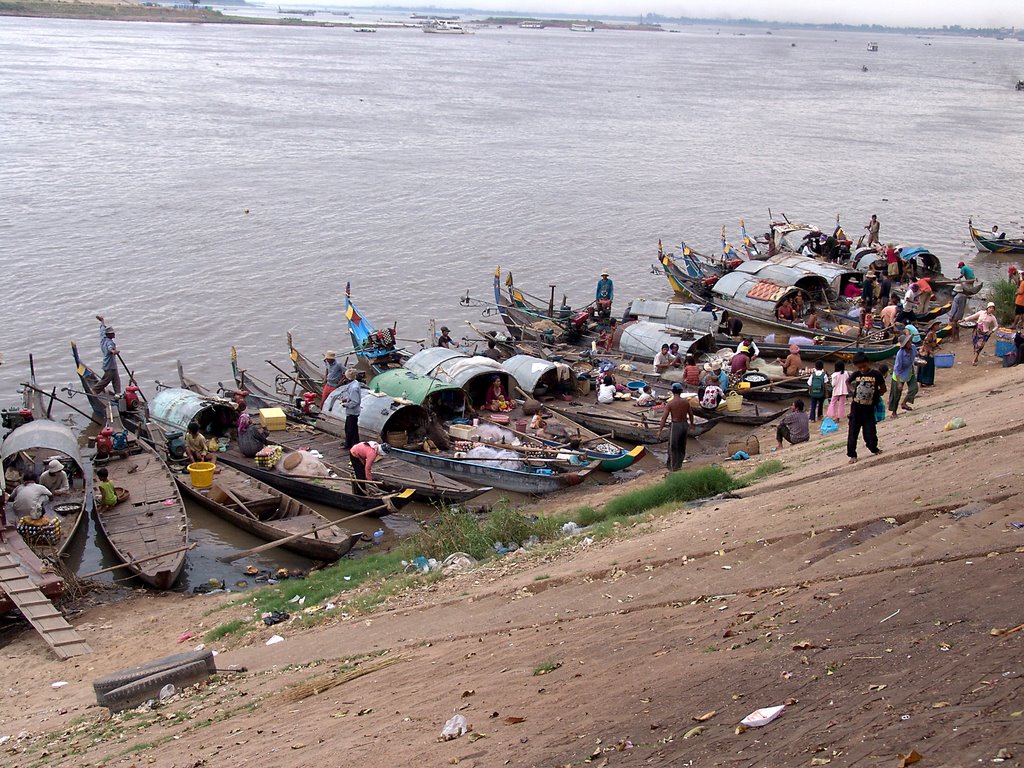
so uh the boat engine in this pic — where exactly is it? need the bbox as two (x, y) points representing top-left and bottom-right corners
(111, 429), (129, 451)
(123, 385), (141, 411)
(301, 391), (318, 414)
(95, 426), (114, 459)
(165, 431), (186, 461)
(1, 408), (34, 431)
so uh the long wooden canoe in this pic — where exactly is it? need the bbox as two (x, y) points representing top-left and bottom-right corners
(96, 441), (188, 590)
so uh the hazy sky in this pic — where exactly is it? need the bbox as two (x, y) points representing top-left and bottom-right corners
(342, 1), (1022, 28)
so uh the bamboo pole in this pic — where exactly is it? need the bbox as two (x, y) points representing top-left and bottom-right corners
(79, 542), (198, 579)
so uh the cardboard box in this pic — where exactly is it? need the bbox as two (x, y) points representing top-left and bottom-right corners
(259, 407), (287, 431)
(449, 424), (477, 441)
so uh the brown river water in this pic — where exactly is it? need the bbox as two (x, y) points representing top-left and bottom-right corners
(1, 16), (1022, 589)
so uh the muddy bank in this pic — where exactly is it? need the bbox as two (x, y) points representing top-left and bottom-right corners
(1, 338), (1022, 766)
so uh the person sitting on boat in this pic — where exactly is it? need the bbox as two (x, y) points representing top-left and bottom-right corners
(8, 473), (52, 520)
(184, 422), (217, 467)
(729, 349), (750, 377)
(703, 359), (729, 391)
(792, 292), (806, 319)
(682, 354), (701, 387)
(992, 225), (1006, 240)
(481, 339), (503, 361)
(483, 375), (513, 412)
(437, 326), (453, 348)
(776, 299), (795, 322)
(596, 318), (617, 351)
(736, 337), (760, 360)
(237, 412), (269, 459)
(633, 385), (657, 407)
(699, 374), (724, 409)
(595, 270), (614, 318)
(780, 344), (804, 377)
(668, 343), (684, 367)
(843, 278), (862, 299)
(94, 467), (118, 510)
(349, 441), (384, 497)
(92, 315), (122, 395)
(321, 350), (344, 405)
(597, 374), (617, 405)
(804, 307), (821, 331)
(38, 459), (70, 497)
(653, 344), (674, 374)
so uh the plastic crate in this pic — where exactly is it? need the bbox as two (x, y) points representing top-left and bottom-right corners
(934, 353), (955, 368)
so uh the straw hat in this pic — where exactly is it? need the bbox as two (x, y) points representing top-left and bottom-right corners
(986, 301), (996, 309)
(704, 360), (723, 372)
(600, 270), (609, 276)
(952, 284), (964, 294)
(324, 351), (337, 361)
(47, 459), (64, 473)
(345, 368), (358, 381)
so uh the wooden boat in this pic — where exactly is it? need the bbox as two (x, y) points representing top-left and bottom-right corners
(149, 429), (361, 561)
(96, 438), (188, 590)
(546, 402), (718, 444)
(198, 354), (485, 504)
(146, 387), (412, 515)
(853, 245), (976, 303)
(968, 219), (1024, 255)
(1, 419), (92, 562)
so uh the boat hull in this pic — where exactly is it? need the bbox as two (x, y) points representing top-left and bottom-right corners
(386, 447), (587, 495)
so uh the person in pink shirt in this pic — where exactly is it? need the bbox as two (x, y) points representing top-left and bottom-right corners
(349, 441), (384, 497)
(879, 296), (900, 332)
(826, 361), (849, 422)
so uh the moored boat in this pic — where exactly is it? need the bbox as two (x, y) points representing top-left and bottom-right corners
(1, 419), (92, 562)
(149, 428), (361, 562)
(96, 438), (188, 590)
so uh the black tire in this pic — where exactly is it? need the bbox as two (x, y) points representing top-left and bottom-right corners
(96, 660), (211, 710)
(92, 649), (215, 696)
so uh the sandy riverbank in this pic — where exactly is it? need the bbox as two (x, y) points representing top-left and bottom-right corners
(2, 335), (1022, 767)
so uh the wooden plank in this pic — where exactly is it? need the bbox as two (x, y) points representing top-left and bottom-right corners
(0, 545), (92, 660)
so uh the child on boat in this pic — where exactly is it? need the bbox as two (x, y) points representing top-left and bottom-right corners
(95, 467), (118, 510)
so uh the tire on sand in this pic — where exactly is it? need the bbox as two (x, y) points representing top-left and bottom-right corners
(96, 660), (212, 711)
(92, 649), (215, 696)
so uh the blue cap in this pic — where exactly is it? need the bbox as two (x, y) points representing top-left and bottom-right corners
(671, 382), (684, 393)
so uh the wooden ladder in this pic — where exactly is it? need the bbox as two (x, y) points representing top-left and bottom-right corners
(0, 546), (92, 659)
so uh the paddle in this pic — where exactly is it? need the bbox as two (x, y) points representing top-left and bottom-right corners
(213, 483), (257, 519)
(79, 542), (198, 579)
(21, 383), (104, 427)
(217, 490), (413, 563)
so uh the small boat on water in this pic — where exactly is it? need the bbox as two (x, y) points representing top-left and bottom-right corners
(1, 419), (92, 563)
(968, 218), (1024, 254)
(570, 23), (595, 32)
(867, 41), (879, 51)
(353, 27), (377, 33)
(97, 434), (188, 590)
(148, 428), (361, 562)
(146, 387), (412, 515)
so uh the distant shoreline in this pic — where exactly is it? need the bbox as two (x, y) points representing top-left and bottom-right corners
(0, 1), (342, 25)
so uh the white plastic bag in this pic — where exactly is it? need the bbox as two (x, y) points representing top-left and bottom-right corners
(441, 713), (468, 740)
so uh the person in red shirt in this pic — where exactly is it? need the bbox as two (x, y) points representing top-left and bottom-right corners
(349, 441), (384, 497)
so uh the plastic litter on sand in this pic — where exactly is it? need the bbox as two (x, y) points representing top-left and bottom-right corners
(265, 635), (285, 646)
(740, 705), (786, 727)
(441, 713), (468, 740)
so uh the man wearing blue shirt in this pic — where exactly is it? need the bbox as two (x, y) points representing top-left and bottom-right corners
(92, 315), (121, 395)
(888, 333), (918, 418)
(595, 270), (613, 318)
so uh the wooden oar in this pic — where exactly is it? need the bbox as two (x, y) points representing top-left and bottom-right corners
(217, 491), (412, 563)
(79, 542), (198, 579)
(214, 482), (257, 519)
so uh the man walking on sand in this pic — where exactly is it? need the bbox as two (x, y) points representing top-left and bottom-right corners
(656, 382), (694, 471)
(846, 352), (886, 464)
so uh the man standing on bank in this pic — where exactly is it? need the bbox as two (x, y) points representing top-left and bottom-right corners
(655, 382), (695, 470)
(846, 352), (886, 464)
(341, 369), (362, 449)
(92, 315), (121, 395)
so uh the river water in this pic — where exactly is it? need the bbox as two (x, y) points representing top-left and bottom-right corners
(1, 16), (1023, 587)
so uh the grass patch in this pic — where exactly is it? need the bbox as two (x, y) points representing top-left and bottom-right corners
(205, 618), (247, 642)
(603, 466), (735, 518)
(533, 660), (562, 676)
(989, 278), (1017, 326)
(735, 459), (786, 486)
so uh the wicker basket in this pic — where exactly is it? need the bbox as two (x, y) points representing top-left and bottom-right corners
(386, 430), (408, 448)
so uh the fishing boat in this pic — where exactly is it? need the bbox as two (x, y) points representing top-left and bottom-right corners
(853, 245), (975, 303)
(968, 219), (1024, 254)
(570, 23), (595, 31)
(96, 437), (188, 590)
(0, 519), (64, 615)
(149, 429), (361, 562)
(146, 388), (412, 515)
(867, 41), (879, 51)
(489, 266), (589, 344)
(1, 419), (92, 562)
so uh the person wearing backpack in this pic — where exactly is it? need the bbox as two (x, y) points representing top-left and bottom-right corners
(806, 360), (828, 422)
